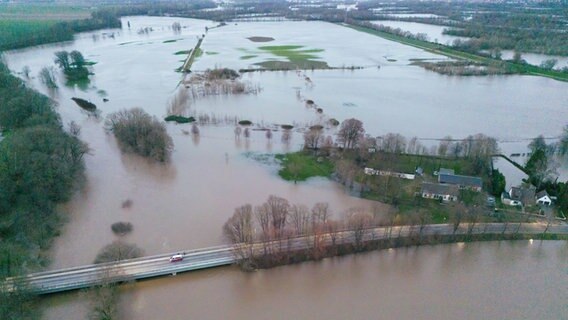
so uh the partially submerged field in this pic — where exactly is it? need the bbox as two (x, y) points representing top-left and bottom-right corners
(3, 16), (568, 274)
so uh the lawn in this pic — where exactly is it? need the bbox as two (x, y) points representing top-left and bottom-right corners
(275, 152), (334, 182)
(365, 153), (477, 177)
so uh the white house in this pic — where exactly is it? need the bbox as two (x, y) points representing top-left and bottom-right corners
(536, 190), (552, 206)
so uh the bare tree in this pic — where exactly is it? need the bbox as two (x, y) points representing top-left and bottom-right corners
(243, 127), (250, 139)
(466, 206), (481, 236)
(191, 123), (200, 136)
(311, 202), (330, 225)
(438, 136), (452, 156)
(88, 282), (118, 320)
(381, 133), (407, 153)
(265, 195), (290, 238)
(223, 204), (254, 244)
(68, 121), (81, 137)
(417, 210), (431, 236)
(289, 204), (311, 236)
(347, 210), (372, 250)
(304, 129), (323, 151)
(281, 129), (292, 144)
(337, 118), (365, 149)
(234, 126), (242, 139)
(449, 203), (465, 235)
(223, 205), (254, 263)
(265, 129), (273, 140)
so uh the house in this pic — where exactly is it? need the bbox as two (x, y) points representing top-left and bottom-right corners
(421, 182), (459, 202)
(501, 192), (522, 206)
(501, 185), (536, 207)
(536, 190), (552, 206)
(438, 173), (483, 191)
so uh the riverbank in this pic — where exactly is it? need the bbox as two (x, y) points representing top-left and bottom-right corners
(342, 22), (568, 82)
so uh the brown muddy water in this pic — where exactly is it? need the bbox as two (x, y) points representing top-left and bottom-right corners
(3, 16), (568, 319)
(41, 240), (568, 320)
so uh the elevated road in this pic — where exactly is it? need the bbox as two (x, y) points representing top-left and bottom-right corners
(3, 223), (567, 295)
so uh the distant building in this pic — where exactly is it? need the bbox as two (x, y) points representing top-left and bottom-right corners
(421, 182), (459, 202)
(536, 190), (552, 206)
(438, 173), (483, 191)
(364, 168), (415, 180)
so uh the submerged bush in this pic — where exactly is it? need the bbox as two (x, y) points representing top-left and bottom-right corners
(205, 68), (239, 80)
(164, 115), (195, 123)
(71, 97), (97, 111)
(281, 124), (294, 130)
(94, 241), (144, 264)
(105, 108), (173, 162)
(238, 120), (252, 126)
(111, 222), (133, 236)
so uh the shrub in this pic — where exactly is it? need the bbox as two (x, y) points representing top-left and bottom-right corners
(281, 124), (294, 130)
(106, 108), (173, 162)
(111, 222), (133, 236)
(328, 119), (340, 126)
(164, 115), (195, 123)
(309, 124), (323, 131)
(205, 68), (239, 80)
(71, 97), (96, 111)
(238, 120), (252, 126)
(94, 241), (143, 264)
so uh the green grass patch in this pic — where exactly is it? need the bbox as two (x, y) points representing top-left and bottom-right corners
(366, 153), (478, 177)
(194, 47), (203, 58)
(255, 44), (329, 70)
(174, 50), (191, 55)
(258, 45), (324, 61)
(163, 39), (179, 43)
(275, 152), (334, 182)
(247, 36), (275, 43)
(240, 55), (258, 60)
(255, 60), (329, 70)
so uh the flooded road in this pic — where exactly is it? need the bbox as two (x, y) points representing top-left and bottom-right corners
(3, 16), (568, 319)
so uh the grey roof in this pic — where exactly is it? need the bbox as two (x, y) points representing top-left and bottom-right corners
(536, 190), (550, 199)
(421, 182), (459, 197)
(438, 173), (483, 188)
(509, 187), (522, 200)
(439, 168), (455, 175)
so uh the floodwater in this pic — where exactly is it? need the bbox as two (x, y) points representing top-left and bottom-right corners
(40, 241), (568, 320)
(500, 50), (568, 70)
(371, 20), (466, 45)
(492, 156), (529, 190)
(3, 16), (568, 318)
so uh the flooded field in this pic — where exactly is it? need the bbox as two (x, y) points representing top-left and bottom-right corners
(3, 16), (568, 319)
(371, 20), (466, 45)
(499, 50), (568, 70)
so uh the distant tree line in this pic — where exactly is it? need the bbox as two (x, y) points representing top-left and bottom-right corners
(0, 9), (121, 51)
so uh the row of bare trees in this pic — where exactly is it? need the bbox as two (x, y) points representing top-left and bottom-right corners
(222, 195), (491, 269)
